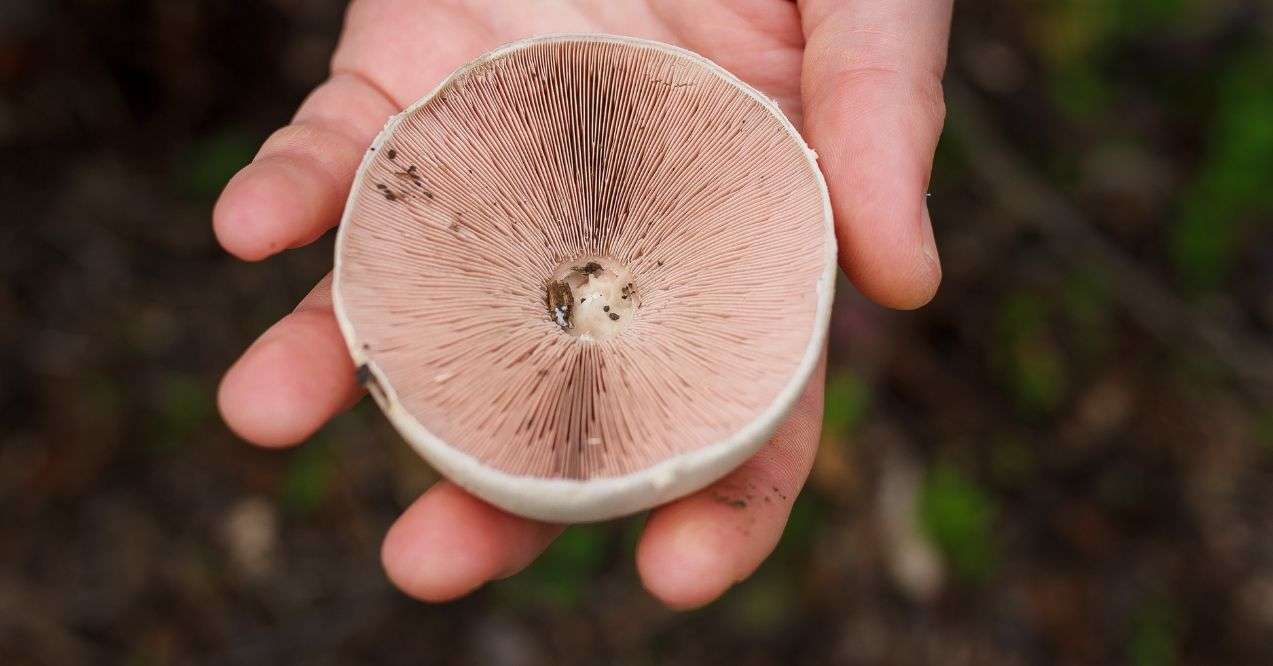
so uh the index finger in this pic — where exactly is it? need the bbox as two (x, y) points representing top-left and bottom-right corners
(212, 0), (490, 261)
(212, 70), (399, 260)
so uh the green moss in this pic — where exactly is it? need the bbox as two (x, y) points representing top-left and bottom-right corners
(920, 463), (998, 583)
(994, 291), (1069, 415)
(280, 441), (333, 515)
(177, 128), (258, 199)
(823, 371), (871, 441)
(1062, 267), (1115, 361)
(494, 524), (610, 609)
(151, 373), (213, 450)
(1128, 594), (1182, 666)
(1170, 47), (1273, 289)
(724, 571), (798, 634)
(1255, 412), (1273, 455)
(988, 435), (1038, 489)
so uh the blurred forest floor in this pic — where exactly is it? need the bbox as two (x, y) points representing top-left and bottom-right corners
(1, 1), (1272, 665)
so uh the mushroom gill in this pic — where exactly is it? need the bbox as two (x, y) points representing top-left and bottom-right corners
(335, 36), (830, 484)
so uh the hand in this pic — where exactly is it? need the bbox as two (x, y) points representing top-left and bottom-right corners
(215, 0), (950, 608)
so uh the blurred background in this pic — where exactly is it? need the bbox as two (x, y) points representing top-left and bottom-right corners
(2, 1), (1272, 664)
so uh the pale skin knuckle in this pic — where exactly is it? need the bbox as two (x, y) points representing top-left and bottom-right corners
(917, 72), (947, 134)
(259, 123), (327, 156)
(254, 122), (362, 187)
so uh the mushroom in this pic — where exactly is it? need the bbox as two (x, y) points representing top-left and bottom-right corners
(333, 34), (834, 522)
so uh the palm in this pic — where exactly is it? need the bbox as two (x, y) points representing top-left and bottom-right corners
(335, 1), (804, 123)
(215, 0), (952, 608)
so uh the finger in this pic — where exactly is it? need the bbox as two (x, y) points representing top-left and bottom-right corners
(381, 481), (563, 602)
(636, 351), (826, 609)
(799, 0), (953, 309)
(332, 0), (495, 105)
(213, 70), (399, 260)
(217, 274), (362, 447)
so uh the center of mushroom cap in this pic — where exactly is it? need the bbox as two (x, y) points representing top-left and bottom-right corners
(545, 256), (639, 340)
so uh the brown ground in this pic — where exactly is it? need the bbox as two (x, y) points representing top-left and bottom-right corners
(2, 1), (1271, 664)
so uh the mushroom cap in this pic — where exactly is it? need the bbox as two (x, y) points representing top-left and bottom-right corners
(334, 34), (834, 522)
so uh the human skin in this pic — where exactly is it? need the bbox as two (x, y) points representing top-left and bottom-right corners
(214, 0), (952, 609)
